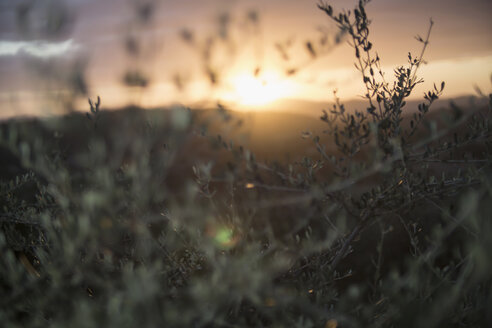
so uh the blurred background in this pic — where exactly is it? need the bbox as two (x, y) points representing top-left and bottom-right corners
(0, 0), (491, 118)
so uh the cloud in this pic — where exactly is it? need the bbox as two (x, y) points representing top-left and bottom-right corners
(0, 39), (80, 58)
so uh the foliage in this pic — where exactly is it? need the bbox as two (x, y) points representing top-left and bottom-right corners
(1, 1), (491, 327)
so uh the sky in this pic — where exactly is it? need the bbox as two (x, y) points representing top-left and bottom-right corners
(0, 0), (491, 118)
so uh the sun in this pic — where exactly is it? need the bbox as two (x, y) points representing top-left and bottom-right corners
(226, 70), (292, 108)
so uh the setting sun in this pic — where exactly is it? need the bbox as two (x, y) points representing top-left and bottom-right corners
(224, 70), (293, 108)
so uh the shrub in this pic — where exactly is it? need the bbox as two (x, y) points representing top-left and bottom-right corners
(1, 1), (490, 327)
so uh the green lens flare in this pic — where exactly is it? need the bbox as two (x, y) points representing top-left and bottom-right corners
(214, 227), (234, 246)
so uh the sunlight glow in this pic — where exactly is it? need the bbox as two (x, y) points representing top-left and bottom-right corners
(225, 71), (293, 107)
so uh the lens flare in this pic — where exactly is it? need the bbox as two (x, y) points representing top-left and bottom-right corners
(206, 223), (239, 249)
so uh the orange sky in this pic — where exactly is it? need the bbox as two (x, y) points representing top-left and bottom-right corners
(0, 0), (491, 118)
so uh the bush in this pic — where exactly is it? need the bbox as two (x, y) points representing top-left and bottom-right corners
(1, 1), (491, 327)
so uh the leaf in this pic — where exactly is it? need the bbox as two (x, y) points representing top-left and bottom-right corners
(301, 131), (312, 139)
(254, 67), (261, 77)
(286, 68), (297, 76)
(180, 29), (194, 43)
(306, 41), (316, 58)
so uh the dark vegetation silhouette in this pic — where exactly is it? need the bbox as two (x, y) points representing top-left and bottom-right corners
(1, 1), (491, 327)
